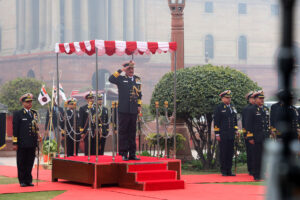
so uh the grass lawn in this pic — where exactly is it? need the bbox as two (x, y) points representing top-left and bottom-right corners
(0, 176), (64, 200)
(0, 191), (65, 200)
(0, 176), (44, 185)
(182, 163), (249, 175)
(215, 181), (264, 185)
(0, 176), (19, 185)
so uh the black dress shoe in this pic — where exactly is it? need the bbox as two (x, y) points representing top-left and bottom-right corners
(128, 156), (141, 160)
(222, 173), (227, 176)
(122, 155), (129, 161)
(254, 176), (262, 181)
(27, 182), (34, 186)
(20, 183), (27, 187)
(227, 173), (236, 176)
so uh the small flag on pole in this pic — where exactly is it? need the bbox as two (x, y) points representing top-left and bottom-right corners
(38, 85), (51, 106)
(53, 84), (67, 101)
(59, 84), (67, 101)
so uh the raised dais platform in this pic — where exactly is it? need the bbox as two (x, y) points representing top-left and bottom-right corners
(52, 155), (184, 191)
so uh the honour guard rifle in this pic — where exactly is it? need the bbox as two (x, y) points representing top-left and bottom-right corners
(155, 101), (160, 158)
(87, 101), (93, 161)
(111, 101), (116, 161)
(164, 101), (169, 158)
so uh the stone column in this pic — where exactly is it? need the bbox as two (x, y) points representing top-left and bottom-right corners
(24, 0), (33, 51)
(81, 0), (89, 40)
(108, 0), (123, 40)
(168, 2), (185, 70)
(72, 0), (81, 41)
(39, 0), (46, 49)
(51, 0), (61, 46)
(123, 0), (134, 41)
(17, 0), (25, 51)
(98, 0), (108, 39)
(64, 0), (73, 42)
(134, 0), (145, 41)
(45, 0), (52, 48)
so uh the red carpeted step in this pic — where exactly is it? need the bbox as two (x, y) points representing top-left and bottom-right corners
(135, 170), (176, 181)
(128, 163), (167, 172)
(143, 179), (185, 191)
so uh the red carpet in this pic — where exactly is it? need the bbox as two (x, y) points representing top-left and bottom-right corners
(0, 165), (264, 199)
(52, 156), (183, 191)
(51, 184), (264, 200)
(126, 163), (184, 191)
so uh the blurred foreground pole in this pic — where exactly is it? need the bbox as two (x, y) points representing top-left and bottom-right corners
(266, 0), (300, 199)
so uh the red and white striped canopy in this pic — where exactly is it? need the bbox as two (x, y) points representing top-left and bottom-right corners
(55, 40), (177, 56)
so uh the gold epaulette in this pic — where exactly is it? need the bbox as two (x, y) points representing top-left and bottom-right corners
(138, 99), (142, 105)
(214, 126), (220, 132)
(80, 128), (84, 132)
(113, 71), (120, 78)
(246, 131), (253, 137)
(234, 126), (238, 129)
(13, 136), (17, 143)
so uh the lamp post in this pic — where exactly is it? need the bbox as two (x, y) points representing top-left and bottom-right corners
(168, 0), (193, 161)
(168, 0), (185, 71)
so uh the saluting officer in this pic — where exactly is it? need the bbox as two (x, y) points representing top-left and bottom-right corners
(214, 90), (238, 176)
(94, 94), (109, 155)
(64, 98), (80, 157)
(13, 93), (40, 187)
(109, 60), (142, 161)
(246, 91), (270, 181)
(270, 90), (299, 140)
(242, 91), (255, 175)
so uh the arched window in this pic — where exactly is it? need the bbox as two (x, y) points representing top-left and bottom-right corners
(92, 69), (111, 90)
(205, 34), (214, 60)
(238, 35), (247, 60)
(27, 69), (35, 78)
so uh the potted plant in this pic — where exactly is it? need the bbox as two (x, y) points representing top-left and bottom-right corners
(42, 139), (57, 163)
(145, 133), (186, 157)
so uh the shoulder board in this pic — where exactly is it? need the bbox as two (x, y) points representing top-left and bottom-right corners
(31, 109), (37, 113)
(134, 75), (141, 79)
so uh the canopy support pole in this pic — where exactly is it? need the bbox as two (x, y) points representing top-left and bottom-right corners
(95, 48), (99, 162)
(56, 53), (61, 157)
(173, 51), (177, 159)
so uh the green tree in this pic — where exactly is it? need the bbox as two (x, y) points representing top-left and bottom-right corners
(0, 78), (48, 112)
(150, 65), (261, 169)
